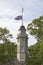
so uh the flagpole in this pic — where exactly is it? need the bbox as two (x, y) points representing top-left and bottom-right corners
(22, 7), (23, 26)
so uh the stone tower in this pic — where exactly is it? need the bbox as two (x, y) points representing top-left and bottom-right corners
(17, 25), (28, 65)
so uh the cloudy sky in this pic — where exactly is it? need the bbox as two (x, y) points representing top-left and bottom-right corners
(0, 0), (43, 46)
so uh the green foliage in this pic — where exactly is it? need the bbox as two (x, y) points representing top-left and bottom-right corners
(0, 27), (12, 42)
(27, 15), (43, 65)
(27, 15), (43, 42)
(0, 41), (17, 64)
(27, 40), (43, 65)
(0, 27), (17, 64)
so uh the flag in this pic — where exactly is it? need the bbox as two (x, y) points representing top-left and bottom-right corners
(15, 15), (22, 20)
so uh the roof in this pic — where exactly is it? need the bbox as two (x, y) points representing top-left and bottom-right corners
(19, 25), (26, 31)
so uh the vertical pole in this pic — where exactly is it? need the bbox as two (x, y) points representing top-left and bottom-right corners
(22, 7), (23, 26)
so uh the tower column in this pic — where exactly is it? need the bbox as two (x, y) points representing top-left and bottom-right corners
(17, 25), (28, 65)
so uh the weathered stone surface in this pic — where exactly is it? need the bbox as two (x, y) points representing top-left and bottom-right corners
(17, 25), (28, 65)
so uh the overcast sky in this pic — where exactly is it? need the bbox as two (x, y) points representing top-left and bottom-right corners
(0, 0), (43, 46)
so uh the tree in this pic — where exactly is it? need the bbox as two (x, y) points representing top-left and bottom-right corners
(0, 27), (12, 42)
(0, 41), (17, 64)
(27, 15), (43, 65)
(27, 15), (43, 42)
(27, 39), (43, 65)
(0, 27), (17, 64)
